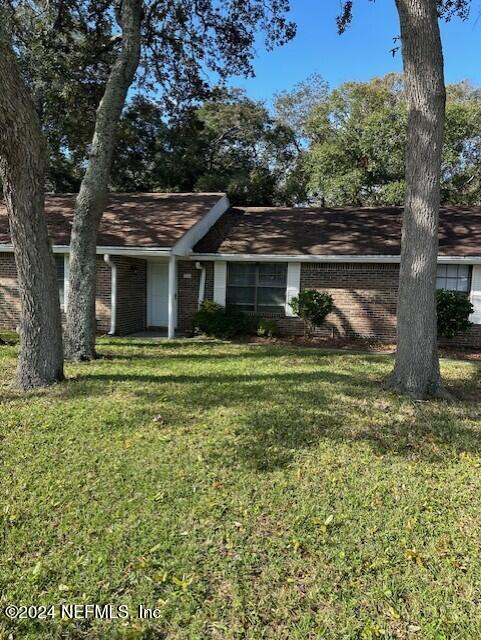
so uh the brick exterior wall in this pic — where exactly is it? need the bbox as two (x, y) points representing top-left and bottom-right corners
(177, 260), (214, 334)
(176, 260), (481, 348)
(114, 257), (146, 335)
(280, 263), (400, 340)
(2, 253), (480, 347)
(0, 254), (20, 330)
(0, 253), (146, 336)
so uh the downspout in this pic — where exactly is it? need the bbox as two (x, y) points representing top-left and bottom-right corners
(104, 254), (117, 335)
(195, 261), (206, 308)
(167, 254), (177, 339)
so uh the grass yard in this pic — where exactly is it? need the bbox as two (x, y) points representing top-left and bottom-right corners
(0, 338), (480, 640)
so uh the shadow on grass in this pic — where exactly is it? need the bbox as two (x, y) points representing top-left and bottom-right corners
(77, 357), (481, 468)
(78, 368), (375, 387)
(229, 365), (481, 470)
(234, 400), (481, 470)
(96, 343), (375, 363)
(2, 344), (480, 471)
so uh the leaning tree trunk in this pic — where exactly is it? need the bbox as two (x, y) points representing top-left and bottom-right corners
(387, 0), (447, 399)
(0, 32), (64, 389)
(64, 0), (142, 361)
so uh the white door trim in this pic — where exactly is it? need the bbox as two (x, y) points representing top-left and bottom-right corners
(147, 261), (169, 328)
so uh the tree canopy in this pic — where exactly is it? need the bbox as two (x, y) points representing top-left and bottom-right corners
(110, 91), (305, 205)
(280, 73), (481, 206)
(27, 68), (481, 207)
(6, 2), (481, 208)
(336, 0), (470, 34)
(6, 0), (296, 193)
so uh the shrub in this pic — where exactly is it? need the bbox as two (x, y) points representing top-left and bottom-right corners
(193, 300), (254, 338)
(436, 289), (473, 338)
(257, 318), (280, 338)
(290, 289), (333, 334)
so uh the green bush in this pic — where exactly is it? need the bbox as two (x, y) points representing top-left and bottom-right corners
(257, 318), (280, 338)
(436, 289), (473, 338)
(290, 289), (333, 334)
(193, 300), (254, 338)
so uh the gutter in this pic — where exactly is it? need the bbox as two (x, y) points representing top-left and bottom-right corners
(0, 245), (172, 257)
(104, 254), (117, 335)
(186, 253), (481, 264)
(195, 261), (206, 308)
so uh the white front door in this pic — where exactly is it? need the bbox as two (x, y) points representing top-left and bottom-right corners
(148, 262), (169, 327)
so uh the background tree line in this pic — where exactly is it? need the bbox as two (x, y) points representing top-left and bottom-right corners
(44, 72), (481, 208)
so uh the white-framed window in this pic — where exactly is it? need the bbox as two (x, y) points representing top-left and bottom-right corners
(226, 262), (287, 314)
(436, 264), (472, 294)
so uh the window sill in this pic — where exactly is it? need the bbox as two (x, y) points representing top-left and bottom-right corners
(245, 311), (285, 319)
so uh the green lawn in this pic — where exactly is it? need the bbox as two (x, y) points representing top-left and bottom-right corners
(0, 338), (480, 639)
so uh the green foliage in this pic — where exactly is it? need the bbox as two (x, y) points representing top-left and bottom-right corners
(0, 332), (18, 346)
(111, 91), (305, 205)
(0, 339), (479, 638)
(290, 289), (334, 331)
(337, 1), (470, 34)
(303, 74), (408, 205)
(436, 289), (474, 338)
(274, 73), (329, 142)
(257, 318), (280, 338)
(7, 0), (295, 193)
(109, 73), (481, 207)
(297, 74), (481, 206)
(193, 300), (254, 338)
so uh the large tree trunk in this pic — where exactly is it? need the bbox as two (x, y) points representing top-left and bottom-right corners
(0, 33), (64, 389)
(64, 0), (142, 361)
(387, 0), (447, 399)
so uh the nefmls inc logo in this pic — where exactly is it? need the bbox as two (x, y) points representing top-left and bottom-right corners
(60, 604), (130, 620)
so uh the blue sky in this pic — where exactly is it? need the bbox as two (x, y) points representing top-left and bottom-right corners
(229, 0), (481, 104)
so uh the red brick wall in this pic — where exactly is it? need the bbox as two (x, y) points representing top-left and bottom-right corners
(0, 253), (146, 336)
(97, 256), (147, 335)
(0, 254), (112, 333)
(114, 257), (146, 335)
(2, 253), (480, 347)
(281, 262), (400, 340)
(439, 325), (481, 348)
(177, 260), (214, 333)
(177, 259), (481, 348)
(0, 253), (137, 333)
(0, 254), (21, 330)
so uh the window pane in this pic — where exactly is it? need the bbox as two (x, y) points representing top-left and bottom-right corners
(227, 262), (287, 314)
(436, 264), (471, 293)
(257, 287), (286, 307)
(258, 263), (287, 286)
(56, 256), (65, 306)
(227, 286), (255, 306)
(227, 263), (256, 286)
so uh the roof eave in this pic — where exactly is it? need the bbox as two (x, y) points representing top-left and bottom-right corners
(0, 244), (173, 257)
(189, 253), (481, 263)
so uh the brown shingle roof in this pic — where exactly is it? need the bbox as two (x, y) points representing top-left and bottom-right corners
(194, 206), (481, 257)
(0, 193), (224, 248)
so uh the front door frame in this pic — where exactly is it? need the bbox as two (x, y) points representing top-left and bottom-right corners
(147, 260), (169, 328)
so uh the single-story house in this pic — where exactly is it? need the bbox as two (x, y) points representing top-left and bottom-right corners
(0, 192), (480, 346)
